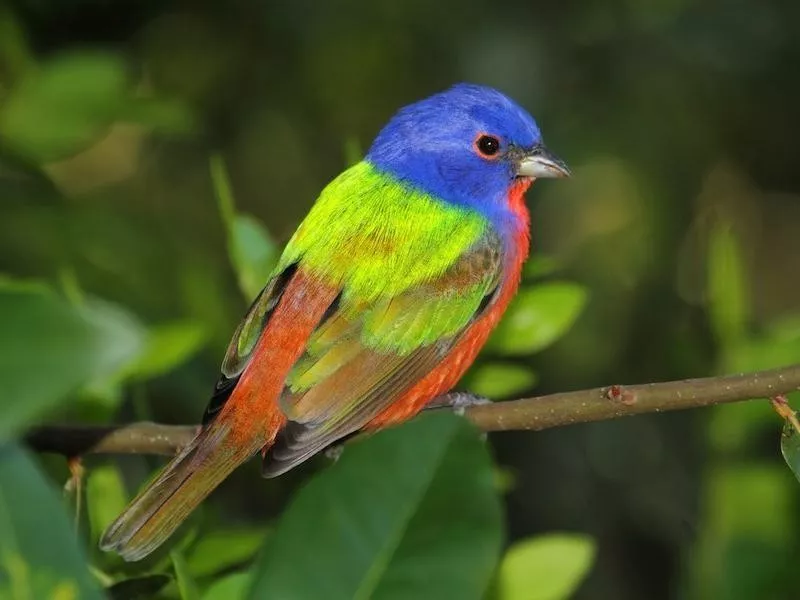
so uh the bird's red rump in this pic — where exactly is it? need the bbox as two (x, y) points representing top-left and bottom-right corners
(222, 269), (339, 444)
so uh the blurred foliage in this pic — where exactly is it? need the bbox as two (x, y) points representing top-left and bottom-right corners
(494, 534), (596, 600)
(488, 282), (588, 356)
(0, 282), (144, 439)
(0, 0), (799, 598)
(0, 445), (102, 600)
(779, 416), (800, 484)
(250, 413), (502, 600)
(209, 154), (277, 300)
(688, 219), (800, 600)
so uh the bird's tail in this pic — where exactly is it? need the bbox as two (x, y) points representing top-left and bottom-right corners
(100, 420), (264, 561)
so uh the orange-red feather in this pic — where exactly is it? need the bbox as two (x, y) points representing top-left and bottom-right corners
(367, 179), (532, 428)
(102, 177), (532, 561)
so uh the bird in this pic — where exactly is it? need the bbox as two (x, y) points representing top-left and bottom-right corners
(100, 83), (570, 561)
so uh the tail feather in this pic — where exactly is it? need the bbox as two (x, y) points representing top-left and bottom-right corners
(100, 421), (263, 561)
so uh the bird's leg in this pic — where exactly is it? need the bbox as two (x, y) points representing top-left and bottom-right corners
(322, 392), (492, 462)
(424, 392), (491, 416)
(322, 430), (364, 463)
(323, 394), (491, 462)
(324, 444), (345, 463)
(425, 393), (490, 441)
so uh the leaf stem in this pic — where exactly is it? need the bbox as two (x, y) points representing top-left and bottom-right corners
(770, 394), (800, 435)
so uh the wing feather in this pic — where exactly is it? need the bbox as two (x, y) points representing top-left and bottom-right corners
(262, 230), (504, 476)
(201, 263), (298, 424)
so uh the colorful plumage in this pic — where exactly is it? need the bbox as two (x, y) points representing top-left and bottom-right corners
(100, 83), (570, 561)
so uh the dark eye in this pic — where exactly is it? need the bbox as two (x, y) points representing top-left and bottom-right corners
(475, 134), (501, 158)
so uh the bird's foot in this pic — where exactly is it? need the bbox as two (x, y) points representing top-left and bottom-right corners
(425, 392), (492, 416)
(324, 443), (345, 463)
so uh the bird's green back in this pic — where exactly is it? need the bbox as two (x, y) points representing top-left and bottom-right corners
(274, 161), (502, 357)
(279, 161), (488, 301)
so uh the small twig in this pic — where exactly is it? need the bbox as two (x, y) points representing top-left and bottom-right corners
(25, 422), (199, 457)
(23, 363), (800, 457)
(64, 456), (84, 532)
(770, 394), (800, 435)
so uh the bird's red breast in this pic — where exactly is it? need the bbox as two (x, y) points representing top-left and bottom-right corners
(366, 179), (532, 428)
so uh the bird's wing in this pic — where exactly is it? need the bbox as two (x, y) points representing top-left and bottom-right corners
(201, 262), (301, 425)
(201, 161), (507, 475)
(261, 229), (505, 476)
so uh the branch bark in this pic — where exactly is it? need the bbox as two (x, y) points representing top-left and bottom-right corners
(24, 363), (800, 457)
(24, 423), (199, 457)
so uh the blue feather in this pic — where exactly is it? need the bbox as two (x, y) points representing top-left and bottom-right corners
(366, 83), (543, 232)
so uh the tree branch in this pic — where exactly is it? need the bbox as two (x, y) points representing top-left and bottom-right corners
(24, 363), (800, 457)
(24, 423), (199, 456)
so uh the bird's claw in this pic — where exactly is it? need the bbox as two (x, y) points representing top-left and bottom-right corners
(425, 392), (492, 415)
(324, 444), (345, 463)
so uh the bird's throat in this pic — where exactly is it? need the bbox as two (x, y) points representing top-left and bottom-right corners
(508, 178), (532, 218)
(505, 178), (532, 256)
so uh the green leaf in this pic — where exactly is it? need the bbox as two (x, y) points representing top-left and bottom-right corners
(106, 574), (172, 600)
(210, 154), (278, 300)
(707, 222), (748, 347)
(122, 320), (208, 381)
(0, 444), (103, 599)
(79, 298), (146, 378)
(523, 255), (562, 279)
(186, 527), (267, 578)
(230, 214), (278, 300)
(86, 466), (129, 544)
(725, 315), (800, 373)
(0, 7), (32, 81)
(0, 274), (51, 294)
(0, 52), (128, 162)
(493, 467), (518, 495)
(0, 284), (144, 439)
(343, 135), (362, 167)
(705, 466), (792, 545)
(707, 401), (776, 454)
(172, 550), (201, 600)
(489, 283), (588, 355)
(121, 97), (197, 134)
(203, 573), (251, 600)
(496, 534), (596, 600)
(463, 363), (537, 398)
(248, 412), (503, 600)
(689, 464), (794, 599)
(779, 418), (800, 484)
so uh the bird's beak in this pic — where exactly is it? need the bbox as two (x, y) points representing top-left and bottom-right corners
(516, 145), (571, 179)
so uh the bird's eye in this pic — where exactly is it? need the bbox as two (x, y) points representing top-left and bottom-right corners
(474, 134), (501, 158)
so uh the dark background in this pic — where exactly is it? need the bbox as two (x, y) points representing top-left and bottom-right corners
(3, 0), (800, 598)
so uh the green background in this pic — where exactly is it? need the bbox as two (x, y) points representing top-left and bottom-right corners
(1, 0), (799, 598)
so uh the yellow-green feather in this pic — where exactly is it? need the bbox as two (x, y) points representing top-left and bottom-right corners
(266, 161), (501, 391)
(279, 161), (486, 301)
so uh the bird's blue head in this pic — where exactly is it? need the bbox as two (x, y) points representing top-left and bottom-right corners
(366, 83), (569, 227)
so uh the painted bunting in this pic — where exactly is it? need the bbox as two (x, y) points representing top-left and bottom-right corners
(101, 83), (569, 561)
